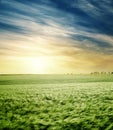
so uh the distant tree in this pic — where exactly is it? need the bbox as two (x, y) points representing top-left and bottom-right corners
(108, 72), (111, 75)
(90, 72), (99, 75)
(94, 72), (99, 75)
(101, 72), (106, 75)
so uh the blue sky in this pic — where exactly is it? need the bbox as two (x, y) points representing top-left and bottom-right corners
(0, 0), (113, 73)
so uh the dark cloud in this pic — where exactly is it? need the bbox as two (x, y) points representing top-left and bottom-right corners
(49, 0), (113, 35)
(0, 0), (113, 54)
(71, 35), (113, 48)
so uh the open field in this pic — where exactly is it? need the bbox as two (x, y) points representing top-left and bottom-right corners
(0, 74), (113, 130)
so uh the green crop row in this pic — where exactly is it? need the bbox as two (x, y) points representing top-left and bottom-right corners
(0, 75), (113, 130)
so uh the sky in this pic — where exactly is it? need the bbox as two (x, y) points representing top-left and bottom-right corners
(0, 0), (113, 74)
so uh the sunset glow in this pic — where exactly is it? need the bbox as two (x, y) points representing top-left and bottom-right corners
(0, 0), (113, 74)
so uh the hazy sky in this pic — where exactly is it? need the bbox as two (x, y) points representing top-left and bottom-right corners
(0, 0), (113, 74)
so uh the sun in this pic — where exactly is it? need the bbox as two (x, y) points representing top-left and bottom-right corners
(27, 57), (53, 74)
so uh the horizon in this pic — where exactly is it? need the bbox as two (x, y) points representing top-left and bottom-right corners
(0, 71), (113, 75)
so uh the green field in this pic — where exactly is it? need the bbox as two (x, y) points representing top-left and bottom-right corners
(0, 74), (113, 130)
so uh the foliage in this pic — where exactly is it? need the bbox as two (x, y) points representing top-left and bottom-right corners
(0, 74), (113, 130)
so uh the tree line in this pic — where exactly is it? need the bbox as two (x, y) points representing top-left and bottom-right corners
(90, 72), (113, 75)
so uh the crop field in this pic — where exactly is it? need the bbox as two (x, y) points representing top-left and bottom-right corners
(0, 74), (113, 130)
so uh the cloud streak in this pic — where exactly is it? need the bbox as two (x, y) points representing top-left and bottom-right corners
(0, 0), (113, 73)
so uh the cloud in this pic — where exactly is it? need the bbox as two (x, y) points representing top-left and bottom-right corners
(1, 0), (113, 38)
(0, 0), (113, 73)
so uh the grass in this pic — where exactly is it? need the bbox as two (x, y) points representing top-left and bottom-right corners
(0, 74), (113, 130)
